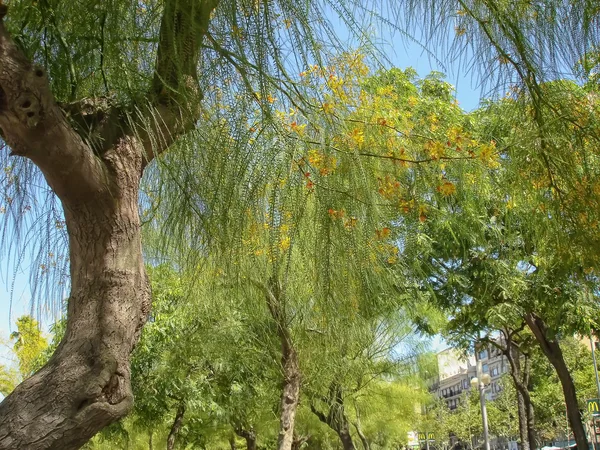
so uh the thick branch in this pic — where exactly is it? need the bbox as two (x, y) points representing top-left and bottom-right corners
(0, 9), (107, 203)
(140, 0), (219, 165)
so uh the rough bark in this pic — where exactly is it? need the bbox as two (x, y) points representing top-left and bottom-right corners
(235, 427), (257, 450)
(0, 1), (218, 448)
(525, 313), (587, 450)
(263, 278), (302, 450)
(310, 383), (356, 450)
(167, 403), (186, 450)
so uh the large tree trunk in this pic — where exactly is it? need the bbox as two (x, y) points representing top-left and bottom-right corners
(0, 1), (217, 448)
(167, 403), (186, 450)
(0, 124), (151, 449)
(525, 313), (587, 450)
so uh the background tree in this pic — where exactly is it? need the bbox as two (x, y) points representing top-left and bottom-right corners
(9, 316), (47, 380)
(0, 0), (395, 446)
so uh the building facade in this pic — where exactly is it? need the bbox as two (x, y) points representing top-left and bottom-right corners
(431, 340), (509, 410)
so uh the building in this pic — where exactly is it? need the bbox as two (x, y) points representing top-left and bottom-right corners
(430, 339), (509, 409)
(475, 341), (510, 401)
(430, 348), (476, 410)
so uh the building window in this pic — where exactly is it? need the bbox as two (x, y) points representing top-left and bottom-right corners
(491, 367), (499, 376)
(463, 379), (468, 389)
(479, 349), (488, 360)
(482, 364), (489, 373)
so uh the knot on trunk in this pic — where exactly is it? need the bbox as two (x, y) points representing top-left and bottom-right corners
(15, 93), (41, 127)
(102, 371), (127, 405)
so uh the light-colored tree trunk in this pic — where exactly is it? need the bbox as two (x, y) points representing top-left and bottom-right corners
(252, 277), (302, 450)
(277, 343), (301, 450)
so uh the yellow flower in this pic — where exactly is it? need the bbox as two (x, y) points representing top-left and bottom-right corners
(479, 141), (500, 168)
(290, 121), (307, 135)
(279, 236), (291, 251)
(438, 181), (456, 197)
(322, 102), (334, 114)
(350, 128), (364, 146)
(425, 141), (446, 160)
(308, 149), (324, 167)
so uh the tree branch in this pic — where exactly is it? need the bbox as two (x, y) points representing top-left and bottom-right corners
(140, 0), (219, 167)
(0, 7), (108, 203)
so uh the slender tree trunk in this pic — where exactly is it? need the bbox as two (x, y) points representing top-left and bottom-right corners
(353, 405), (371, 450)
(522, 357), (537, 450)
(235, 427), (257, 450)
(504, 332), (537, 450)
(506, 343), (530, 450)
(257, 277), (301, 450)
(525, 313), (587, 450)
(310, 383), (356, 450)
(0, 0), (217, 448)
(149, 431), (154, 450)
(230, 435), (238, 450)
(516, 388), (530, 450)
(277, 337), (301, 450)
(167, 402), (186, 450)
(339, 427), (357, 450)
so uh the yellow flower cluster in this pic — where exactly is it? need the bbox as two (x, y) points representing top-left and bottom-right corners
(377, 175), (401, 200)
(437, 180), (457, 197)
(308, 149), (337, 176)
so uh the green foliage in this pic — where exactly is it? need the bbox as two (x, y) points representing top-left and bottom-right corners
(0, 364), (18, 397)
(486, 378), (519, 440)
(10, 315), (47, 379)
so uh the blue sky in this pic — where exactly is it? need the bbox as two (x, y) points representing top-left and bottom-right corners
(0, 11), (482, 353)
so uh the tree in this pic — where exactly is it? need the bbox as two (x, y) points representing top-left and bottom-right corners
(0, 1), (381, 447)
(1, 0), (598, 447)
(0, 365), (17, 398)
(9, 316), (48, 380)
